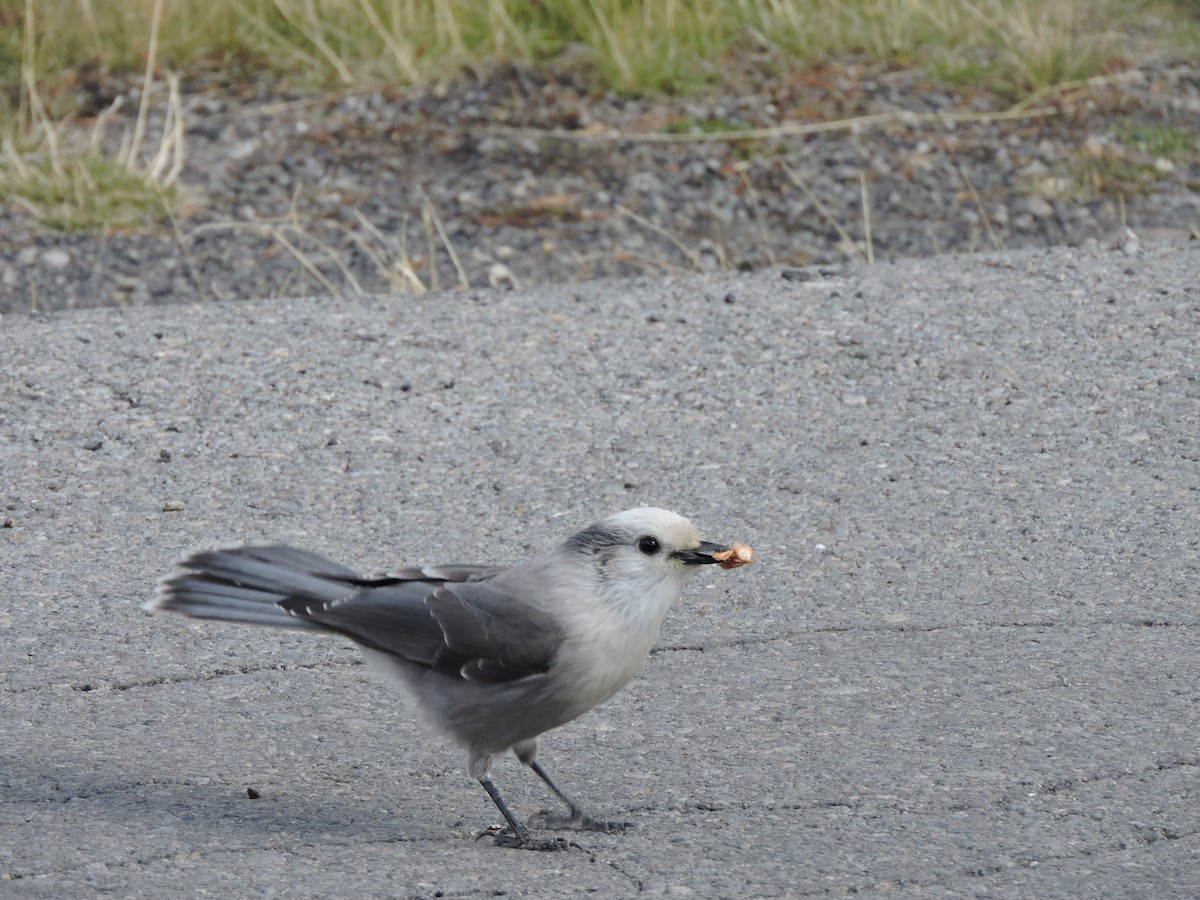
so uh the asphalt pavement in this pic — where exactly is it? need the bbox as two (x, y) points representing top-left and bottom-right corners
(2, 242), (1198, 897)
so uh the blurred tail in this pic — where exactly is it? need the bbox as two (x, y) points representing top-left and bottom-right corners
(146, 545), (361, 629)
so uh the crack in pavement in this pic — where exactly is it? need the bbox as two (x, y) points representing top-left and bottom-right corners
(1029, 755), (1200, 797)
(6, 617), (1194, 695)
(604, 858), (647, 892)
(1, 658), (365, 696)
(3, 831), (431, 884)
(651, 618), (1200, 654)
(671, 783), (1200, 898)
(7, 757), (1194, 888)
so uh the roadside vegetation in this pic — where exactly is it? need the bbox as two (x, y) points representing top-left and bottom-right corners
(1, 0), (1197, 231)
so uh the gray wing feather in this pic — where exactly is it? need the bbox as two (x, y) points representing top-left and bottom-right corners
(152, 545), (558, 683)
(277, 582), (447, 662)
(383, 565), (503, 582)
(426, 582), (564, 682)
(280, 580), (563, 683)
(182, 546), (360, 596)
(158, 573), (325, 629)
(150, 545), (358, 628)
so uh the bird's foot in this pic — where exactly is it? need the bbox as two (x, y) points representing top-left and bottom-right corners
(493, 831), (578, 851)
(477, 824), (579, 851)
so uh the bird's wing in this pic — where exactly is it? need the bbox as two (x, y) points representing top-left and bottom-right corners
(375, 565), (504, 583)
(426, 581), (565, 683)
(278, 577), (563, 683)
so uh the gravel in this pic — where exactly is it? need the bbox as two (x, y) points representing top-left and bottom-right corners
(2, 60), (1198, 313)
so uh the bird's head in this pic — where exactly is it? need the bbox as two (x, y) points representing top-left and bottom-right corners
(560, 507), (748, 617)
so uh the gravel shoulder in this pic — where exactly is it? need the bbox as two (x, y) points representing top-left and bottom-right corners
(2, 61), (1198, 313)
(2, 241), (1199, 895)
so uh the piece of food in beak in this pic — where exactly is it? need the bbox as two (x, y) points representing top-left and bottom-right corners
(712, 543), (755, 569)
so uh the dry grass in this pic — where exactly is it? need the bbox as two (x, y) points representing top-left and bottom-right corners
(5, 0), (1194, 98)
(188, 192), (472, 299)
(1, 0), (183, 230)
(1, 0), (1196, 236)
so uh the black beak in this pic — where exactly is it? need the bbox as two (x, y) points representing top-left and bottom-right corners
(670, 541), (730, 565)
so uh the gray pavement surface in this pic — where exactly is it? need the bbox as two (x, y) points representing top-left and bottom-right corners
(2, 242), (1199, 897)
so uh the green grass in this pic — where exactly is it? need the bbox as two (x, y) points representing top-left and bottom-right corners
(0, 149), (175, 230)
(6, 0), (1198, 99)
(1059, 117), (1198, 199)
(1118, 120), (1197, 158)
(666, 117), (747, 136)
(665, 116), (769, 159)
(2, 0), (1198, 232)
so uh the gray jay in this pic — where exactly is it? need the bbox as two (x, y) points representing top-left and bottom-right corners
(146, 507), (754, 850)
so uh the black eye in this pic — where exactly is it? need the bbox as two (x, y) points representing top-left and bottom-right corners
(637, 536), (661, 556)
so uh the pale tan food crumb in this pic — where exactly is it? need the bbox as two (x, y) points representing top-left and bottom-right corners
(713, 543), (755, 569)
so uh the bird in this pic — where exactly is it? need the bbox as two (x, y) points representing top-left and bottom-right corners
(145, 507), (754, 850)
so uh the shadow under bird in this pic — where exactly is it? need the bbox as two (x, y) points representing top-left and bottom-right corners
(145, 507), (754, 850)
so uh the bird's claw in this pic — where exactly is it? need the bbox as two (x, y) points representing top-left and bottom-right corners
(492, 830), (578, 852)
(477, 822), (579, 851)
(475, 824), (508, 842)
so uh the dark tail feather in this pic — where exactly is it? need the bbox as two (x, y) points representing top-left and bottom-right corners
(146, 545), (360, 630)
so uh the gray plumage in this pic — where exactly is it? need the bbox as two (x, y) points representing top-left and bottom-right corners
(146, 507), (749, 850)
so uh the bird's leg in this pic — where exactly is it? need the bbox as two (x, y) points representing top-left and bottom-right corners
(477, 777), (574, 851)
(526, 759), (632, 834)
